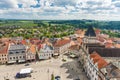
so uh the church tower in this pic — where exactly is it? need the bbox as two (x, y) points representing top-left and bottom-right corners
(84, 25), (98, 43)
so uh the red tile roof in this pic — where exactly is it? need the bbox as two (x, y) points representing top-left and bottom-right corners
(90, 51), (108, 69)
(54, 39), (70, 47)
(115, 44), (120, 48)
(95, 29), (101, 35)
(0, 42), (9, 54)
(29, 45), (36, 54)
(105, 42), (113, 48)
(21, 40), (26, 45)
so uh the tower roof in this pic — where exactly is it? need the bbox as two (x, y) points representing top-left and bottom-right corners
(85, 26), (96, 37)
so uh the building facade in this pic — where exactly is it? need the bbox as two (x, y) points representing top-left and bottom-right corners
(53, 39), (71, 56)
(38, 44), (54, 60)
(26, 45), (36, 61)
(0, 42), (9, 64)
(7, 43), (26, 63)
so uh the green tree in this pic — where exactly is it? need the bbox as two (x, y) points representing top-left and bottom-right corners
(51, 74), (54, 80)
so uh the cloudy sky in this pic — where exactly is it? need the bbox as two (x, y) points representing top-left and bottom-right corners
(0, 0), (120, 20)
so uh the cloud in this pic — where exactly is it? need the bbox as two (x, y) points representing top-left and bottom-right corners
(0, 0), (18, 9)
(0, 0), (120, 20)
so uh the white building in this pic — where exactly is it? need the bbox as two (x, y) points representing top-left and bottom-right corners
(8, 43), (26, 63)
(38, 44), (54, 60)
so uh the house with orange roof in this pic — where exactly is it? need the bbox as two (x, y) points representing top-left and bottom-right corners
(75, 29), (85, 38)
(26, 45), (36, 61)
(84, 51), (108, 80)
(0, 42), (9, 64)
(95, 29), (101, 35)
(105, 42), (114, 48)
(53, 39), (71, 56)
(78, 26), (120, 80)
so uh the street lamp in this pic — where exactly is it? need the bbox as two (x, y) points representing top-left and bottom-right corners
(47, 69), (49, 80)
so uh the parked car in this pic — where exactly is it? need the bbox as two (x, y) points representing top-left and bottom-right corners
(55, 76), (61, 80)
(15, 73), (31, 78)
(24, 63), (29, 66)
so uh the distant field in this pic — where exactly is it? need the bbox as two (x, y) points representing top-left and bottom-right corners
(0, 20), (38, 28)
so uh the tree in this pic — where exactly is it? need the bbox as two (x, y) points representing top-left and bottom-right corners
(51, 74), (54, 80)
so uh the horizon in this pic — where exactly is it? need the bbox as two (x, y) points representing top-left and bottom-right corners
(0, 0), (120, 21)
(1, 18), (120, 21)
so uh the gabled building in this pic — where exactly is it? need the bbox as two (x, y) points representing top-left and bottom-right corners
(105, 63), (120, 80)
(0, 42), (9, 64)
(53, 39), (71, 56)
(26, 45), (36, 61)
(7, 43), (26, 63)
(38, 43), (53, 60)
(84, 52), (108, 80)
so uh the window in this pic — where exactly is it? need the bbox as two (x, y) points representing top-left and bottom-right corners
(9, 52), (13, 54)
(13, 57), (15, 59)
(92, 75), (94, 77)
(23, 56), (25, 58)
(16, 52), (19, 53)
(19, 56), (21, 58)
(10, 57), (12, 60)
(16, 57), (18, 59)
(22, 51), (25, 53)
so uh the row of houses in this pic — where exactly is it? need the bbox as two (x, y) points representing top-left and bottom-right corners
(78, 25), (120, 80)
(79, 44), (120, 80)
(0, 38), (71, 64)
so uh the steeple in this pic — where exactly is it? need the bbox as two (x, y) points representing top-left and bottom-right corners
(85, 26), (96, 37)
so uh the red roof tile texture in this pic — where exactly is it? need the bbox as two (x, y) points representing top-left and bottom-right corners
(29, 45), (36, 54)
(0, 42), (9, 54)
(54, 39), (70, 47)
(90, 52), (108, 69)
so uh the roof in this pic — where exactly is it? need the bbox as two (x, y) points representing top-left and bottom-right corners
(95, 29), (101, 35)
(89, 47), (120, 57)
(29, 45), (36, 54)
(53, 39), (70, 47)
(40, 43), (53, 51)
(69, 45), (79, 50)
(85, 26), (96, 37)
(86, 43), (105, 48)
(30, 39), (41, 45)
(115, 44), (120, 48)
(90, 52), (108, 69)
(0, 42), (9, 54)
(105, 63), (120, 78)
(9, 44), (26, 51)
(105, 42), (114, 48)
(21, 40), (27, 45)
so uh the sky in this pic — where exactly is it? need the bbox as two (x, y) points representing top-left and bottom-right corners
(0, 0), (120, 20)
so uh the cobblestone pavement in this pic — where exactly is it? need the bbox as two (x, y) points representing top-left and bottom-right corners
(0, 55), (88, 80)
